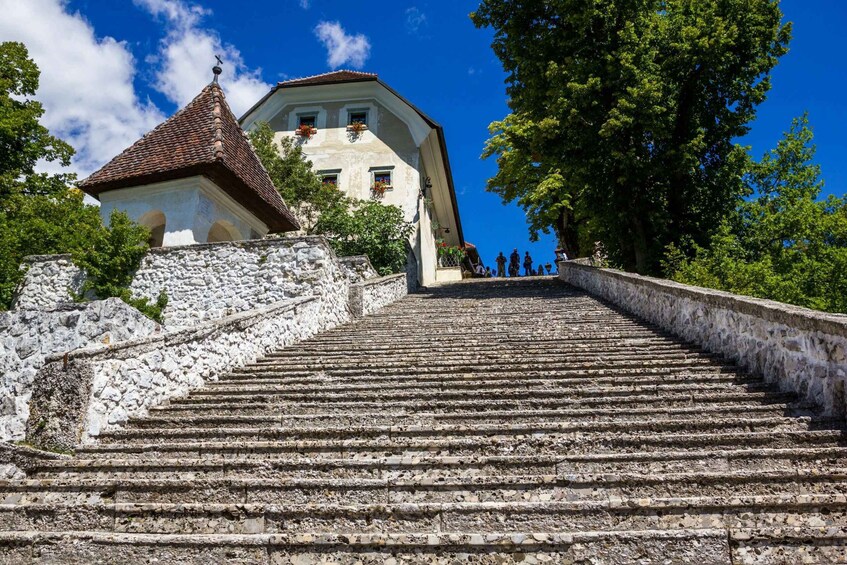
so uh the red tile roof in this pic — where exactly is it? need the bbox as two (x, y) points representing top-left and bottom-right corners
(79, 82), (299, 233)
(279, 70), (378, 87)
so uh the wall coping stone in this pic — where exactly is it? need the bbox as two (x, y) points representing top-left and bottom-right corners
(362, 273), (407, 287)
(42, 296), (315, 364)
(559, 261), (847, 338)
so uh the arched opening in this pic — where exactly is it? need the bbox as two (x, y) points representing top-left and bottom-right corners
(138, 210), (166, 248)
(207, 220), (242, 243)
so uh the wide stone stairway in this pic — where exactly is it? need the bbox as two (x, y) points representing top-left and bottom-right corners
(1, 277), (846, 563)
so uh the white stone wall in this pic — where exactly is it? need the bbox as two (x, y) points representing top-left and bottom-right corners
(26, 296), (343, 448)
(0, 299), (159, 441)
(13, 237), (351, 329)
(361, 274), (409, 316)
(12, 255), (84, 310)
(559, 261), (847, 419)
(338, 256), (378, 283)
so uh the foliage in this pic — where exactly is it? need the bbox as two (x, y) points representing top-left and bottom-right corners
(436, 241), (467, 264)
(471, 0), (791, 274)
(296, 123), (315, 138)
(665, 115), (847, 314)
(71, 209), (168, 322)
(0, 189), (103, 309)
(316, 200), (414, 276)
(1, 42), (77, 199)
(250, 121), (414, 275)
(0, 41), (100, 309)
(249, 122), (348, 232)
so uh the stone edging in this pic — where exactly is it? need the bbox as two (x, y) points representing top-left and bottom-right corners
(559, 260), (847, 418)
(563, 262), (847, 337)
(25, 296), (327, 450)
(350, 273), (408, 318)
(44, 297), (315, 363)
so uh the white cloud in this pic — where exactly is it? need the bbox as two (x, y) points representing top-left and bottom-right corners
(0, 0), (165, 177)
(314, 21), (371, 70)
(299, 0), (310, 8)
(134, 0), (271, 117)
(405, 7), (427, 35)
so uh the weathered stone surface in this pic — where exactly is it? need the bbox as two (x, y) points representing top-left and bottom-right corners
(13, 236), (353, 329)
(350, 273), (409, 318)
(338, 256), (378, 284)
(559, 260), (847, 419)
(0, 299), (158, 441)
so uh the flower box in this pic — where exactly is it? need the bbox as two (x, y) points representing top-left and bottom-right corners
(295, 125), (317, 138)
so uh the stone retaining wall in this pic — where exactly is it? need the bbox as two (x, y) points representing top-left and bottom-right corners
(350, 273), (409, 317)
(0, 299), (159, 441)
(559, 261), (847, 419)
(26, 297), (337, 450)
(338, 256), (378, 284)
(13, 237), (350, 328)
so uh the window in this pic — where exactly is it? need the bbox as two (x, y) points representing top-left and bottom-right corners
(321, 174), (338, 188)
(348, 110), (368, 126)
(298, 114), (317, 128)
(373, 171), (392, 187)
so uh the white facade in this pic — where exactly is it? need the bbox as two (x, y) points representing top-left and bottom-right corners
(241, 80), (463, 286)
(99, 176), (269, 247)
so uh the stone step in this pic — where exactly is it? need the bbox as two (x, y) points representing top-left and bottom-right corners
(127, 403), (809, 430)
(200, 374), (755, 399)
(150, 390), (801, 416)
(0, 529), (740, 564)
(240, 357), (726, 376)
(4, 527), (841, 564)
(213, 367), (744, 389)
(94, 415), (815, 445)
(251, 350), (719, 367)
(168, 382), (781, 405)
(263, 341), (704, 358)
(0, 493), (844, 535)
(27, 446), (847, 481)
(78, 429), (845, 460)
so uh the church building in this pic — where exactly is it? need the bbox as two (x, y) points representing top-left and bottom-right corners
(79, 75), (300, 247)
(240, 70), (465, 286)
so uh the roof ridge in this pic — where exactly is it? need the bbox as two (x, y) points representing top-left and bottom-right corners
(278, 70), (377, 85)
(210, 82), (226, 161)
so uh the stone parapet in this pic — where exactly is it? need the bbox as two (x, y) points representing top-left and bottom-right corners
(349, 273), (409, 318)
(337, 255), (378, 284)
(13, 236), (350, 329)
(558, 260), (847, 419)
(0, 299), (159, 441)
(25, 296), (338, 451)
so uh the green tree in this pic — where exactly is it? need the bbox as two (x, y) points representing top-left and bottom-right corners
(666, 115), (847, 313)
(316, 200), (414, 276)
(0, 42), (102, 308)
(72, 210), (168, 322)
(472, 0), (790, 274)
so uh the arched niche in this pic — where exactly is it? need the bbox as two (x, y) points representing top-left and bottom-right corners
(138, 210), (166, 248)
(207, 220), (242, 243)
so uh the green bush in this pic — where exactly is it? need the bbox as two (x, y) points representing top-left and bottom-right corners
(72, 210), (168, 323)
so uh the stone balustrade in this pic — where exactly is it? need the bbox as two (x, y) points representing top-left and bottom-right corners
(558, 260), (847, 419)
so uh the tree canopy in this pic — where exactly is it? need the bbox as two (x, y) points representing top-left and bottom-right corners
(665, 115), (847, 314)
(472, 0), (791, 274)
(0, 42), (153, 314)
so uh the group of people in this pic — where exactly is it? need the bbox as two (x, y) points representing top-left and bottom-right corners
(488, 249), (552, 277)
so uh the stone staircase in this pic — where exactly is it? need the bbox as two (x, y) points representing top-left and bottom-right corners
(1, 277), (846, 563)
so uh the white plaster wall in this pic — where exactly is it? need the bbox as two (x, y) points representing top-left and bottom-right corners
(98, 176), (268, 246)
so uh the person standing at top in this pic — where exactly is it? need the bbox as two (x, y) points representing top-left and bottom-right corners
(496, 252), (507, 277)
(523, 251), (533, 276)
(509, 248), (520, 277)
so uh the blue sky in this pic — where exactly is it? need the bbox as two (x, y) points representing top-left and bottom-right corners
(1, 0), (844, 269)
